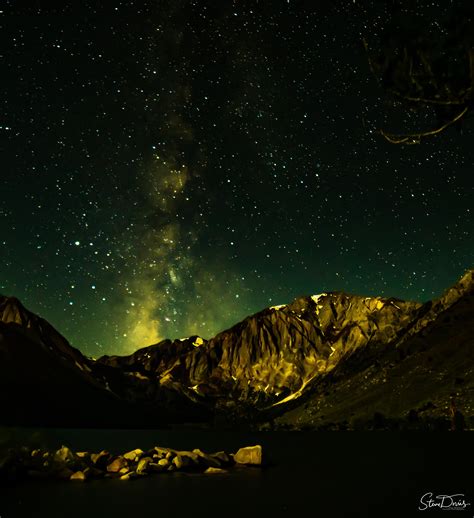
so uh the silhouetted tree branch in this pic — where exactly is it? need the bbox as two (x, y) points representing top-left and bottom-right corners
(363, 6), (474, 144)
(379, 106), (468, 144)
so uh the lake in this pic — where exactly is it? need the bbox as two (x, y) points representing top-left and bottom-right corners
(1, 428), (472, 518)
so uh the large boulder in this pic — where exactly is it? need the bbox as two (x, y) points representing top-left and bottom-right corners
(172, 454), (193, 470)
(70, 470), (86, 481)
(123, 449), (144, 462)
(157, 458), (169, 468)
(54, 446), (75, 464)
(76, 452), (89, 459)
(204, 467), (227, 474)
(153, 447), (170, 458)
(233, 445), (262, 465)
(90, 450), (110, 469)
(137, 457), (152, 474)
(107, 456), (127, 473)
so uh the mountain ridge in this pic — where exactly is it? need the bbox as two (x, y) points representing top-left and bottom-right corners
(0, 268), (472, 429)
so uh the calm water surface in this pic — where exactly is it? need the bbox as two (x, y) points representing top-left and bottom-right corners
(1, 429), (471, 518)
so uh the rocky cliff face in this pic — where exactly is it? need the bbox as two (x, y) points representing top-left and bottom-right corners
(201, 293), (420, 408)
(273, 270), (474, 430)
(1, 269), (472, 428)
(98, 293), (420, 410)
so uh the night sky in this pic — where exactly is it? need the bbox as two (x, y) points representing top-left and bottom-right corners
(2, 1), (473, 357)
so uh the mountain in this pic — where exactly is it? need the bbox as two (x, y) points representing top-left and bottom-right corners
(0, 298), (209, 427)
(0, 270), (472, 429)
(0, 296), (117, 426)
(97, 293), (421, 412)
(272, 269), (474, 430)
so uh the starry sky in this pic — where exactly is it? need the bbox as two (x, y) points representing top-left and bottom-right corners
(1, 1), (473, 357)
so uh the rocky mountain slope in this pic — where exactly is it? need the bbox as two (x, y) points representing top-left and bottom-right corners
(271, 270), (474, 430)
(0, 269), (472, 428)
(98, 293), (421, 413)
(0, 298), (209, 427)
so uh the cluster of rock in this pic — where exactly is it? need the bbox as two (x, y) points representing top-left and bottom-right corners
(0, 444), (262, 482)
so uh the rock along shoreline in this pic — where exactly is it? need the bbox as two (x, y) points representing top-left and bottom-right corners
(0, 444), (263, 482)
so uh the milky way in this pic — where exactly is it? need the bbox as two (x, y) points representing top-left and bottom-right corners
(2, 1), (473, 356)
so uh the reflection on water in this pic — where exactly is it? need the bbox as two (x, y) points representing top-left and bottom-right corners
(1, 427), (472, 518)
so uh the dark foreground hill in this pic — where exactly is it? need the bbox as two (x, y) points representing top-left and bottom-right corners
(0, 270), (472, 429)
